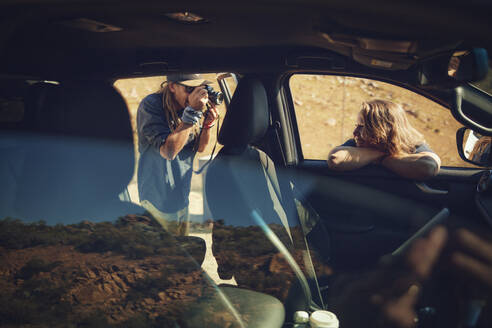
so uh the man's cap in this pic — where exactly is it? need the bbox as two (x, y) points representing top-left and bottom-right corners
(166, 73), (212, 87)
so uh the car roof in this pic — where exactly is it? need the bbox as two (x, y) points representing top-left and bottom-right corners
(0, 0), (491, 79)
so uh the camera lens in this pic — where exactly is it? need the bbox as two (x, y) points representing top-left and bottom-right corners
(204, 85), (223, 105)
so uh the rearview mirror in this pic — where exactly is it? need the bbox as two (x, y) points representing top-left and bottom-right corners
(456, 127), (492, 167)
(447, 49), (489, 82)
(419, 48), (489, 88)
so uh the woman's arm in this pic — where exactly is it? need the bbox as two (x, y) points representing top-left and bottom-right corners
(381, 151), (441, 180)
(327, 146), (385, 171)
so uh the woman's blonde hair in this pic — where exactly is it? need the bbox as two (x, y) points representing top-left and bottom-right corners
(356, 99), (425, 155)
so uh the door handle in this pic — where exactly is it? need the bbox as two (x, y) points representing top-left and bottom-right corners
(415, 182), (448, 195)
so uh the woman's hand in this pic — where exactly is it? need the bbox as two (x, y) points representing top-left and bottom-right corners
(327, 146), (385, 171)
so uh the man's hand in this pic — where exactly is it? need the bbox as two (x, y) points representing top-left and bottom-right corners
(188, 86), (209, 111)
(197, 105), (219, 152)
(333, 226), (492, 328)
(333, 227), (448, 328)
(203, 105), (219, 128)
(451, 229), (492, 288)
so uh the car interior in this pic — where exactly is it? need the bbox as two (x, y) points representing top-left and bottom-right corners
(1, 1), (492, 328)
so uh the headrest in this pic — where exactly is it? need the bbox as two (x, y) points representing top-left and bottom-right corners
(7, 81), (136, 223)
(218, 77), (269, 147)
(36, 81), (133, 141)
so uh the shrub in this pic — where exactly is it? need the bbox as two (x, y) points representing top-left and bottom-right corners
(16, 258), (61, 280)
(125, 275), (173, 304)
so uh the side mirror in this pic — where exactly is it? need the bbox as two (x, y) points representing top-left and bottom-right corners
(456, 127), (492, 167)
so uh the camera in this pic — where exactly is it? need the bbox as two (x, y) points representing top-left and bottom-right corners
(204, 85), (224, 105)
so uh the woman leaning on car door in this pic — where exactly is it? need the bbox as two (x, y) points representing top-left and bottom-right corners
(136, 73), (219, 236)
(327, 99), (441, 180)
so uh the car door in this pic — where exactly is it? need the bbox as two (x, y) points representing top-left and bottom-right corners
(280, 73), (486, 270)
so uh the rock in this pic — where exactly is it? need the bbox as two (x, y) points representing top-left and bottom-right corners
(85, 269), (97, 279)
(134, 270), (145, 280)
(119, 214), (153, 226)
(79, 220), (95, 231)
(405, 109), (419, 118)
(110, 273), (128, 291)
(269, 254), (288, 273)
(157, 292), (167, 301)
(325, 118), (337, 127)
(294, 99), (303, 106)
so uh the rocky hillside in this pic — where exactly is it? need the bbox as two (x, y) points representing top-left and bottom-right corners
(0, 216), (330, 327)
(0, 216), (208, 327)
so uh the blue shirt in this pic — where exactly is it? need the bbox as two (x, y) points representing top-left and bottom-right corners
(136, 93), (196, 213)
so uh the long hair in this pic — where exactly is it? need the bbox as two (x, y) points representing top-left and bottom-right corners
(157, 82), (182, 132)
(355, 99), (425, 155)
(157, 81), (200, 140)
(470, 136), (492, 162)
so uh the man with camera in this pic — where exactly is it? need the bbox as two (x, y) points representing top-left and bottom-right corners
(137, 73), (219, 236)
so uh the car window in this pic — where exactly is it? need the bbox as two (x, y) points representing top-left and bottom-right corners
(289, 74), (472, 167)
(113, 73), (234, 206)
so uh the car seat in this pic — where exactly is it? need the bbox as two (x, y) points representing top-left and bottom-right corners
(205, 76), (324, 317)
(205, 76), (297, 232)
(0, 80), (143, 223)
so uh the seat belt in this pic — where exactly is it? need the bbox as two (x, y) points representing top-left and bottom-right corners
(258, 149), (294, 244)
(259, 150), (326, 310)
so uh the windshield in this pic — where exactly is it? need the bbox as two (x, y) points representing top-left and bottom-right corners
(2, 73), (491, 328)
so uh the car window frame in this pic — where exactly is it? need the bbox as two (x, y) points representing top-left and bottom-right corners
(280, 71), (475, 168)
